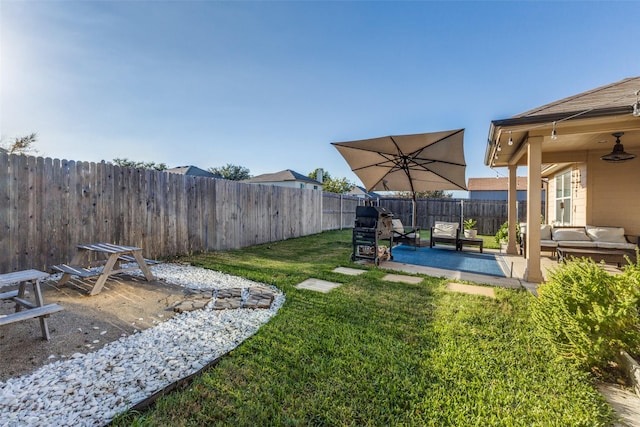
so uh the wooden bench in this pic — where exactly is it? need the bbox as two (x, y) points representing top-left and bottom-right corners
(51, 264), (102, 278)
(0, 304), (64, 326)
(0, 269), (64, 340)
(117, 255), (161, 265)
(54, 243), (156, 296)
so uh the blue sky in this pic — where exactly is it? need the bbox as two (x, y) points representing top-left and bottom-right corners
(2, 1), (639, 195)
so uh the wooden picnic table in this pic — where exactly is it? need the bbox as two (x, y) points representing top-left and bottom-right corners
(53, 243), (156, 296)
(0, 269), (64, 340)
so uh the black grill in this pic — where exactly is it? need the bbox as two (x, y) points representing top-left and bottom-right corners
(351, 206), (394, 265)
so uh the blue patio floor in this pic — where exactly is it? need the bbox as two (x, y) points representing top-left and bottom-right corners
(390, 244), (507, 277)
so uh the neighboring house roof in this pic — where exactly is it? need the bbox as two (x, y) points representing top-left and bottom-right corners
(347, 185), (381, 198)
(166, 166), (221, 178)
(243, 169), (322, 185)
(467, 177), (529, 192)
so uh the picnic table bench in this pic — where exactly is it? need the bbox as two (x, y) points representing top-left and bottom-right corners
(0, 269), (64, 340)
(52, 243), (157, 296)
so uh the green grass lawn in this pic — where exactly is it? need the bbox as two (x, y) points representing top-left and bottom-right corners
(113, 229), (612, 426)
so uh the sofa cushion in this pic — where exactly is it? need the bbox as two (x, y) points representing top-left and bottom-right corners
(595, 241), (636, 250)
(585, 225), (627, 243)
(557, 240), (597, 248)
(391, 219), (405, 234)
(552, 228), (591, 241)
(540, 239), (558, 248)
(540, 224), (552, 240)
(433, 222), (458, 238)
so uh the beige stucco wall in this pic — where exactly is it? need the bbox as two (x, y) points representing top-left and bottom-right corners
(572, 164), (587, 226)
(548, 155), (639, 234)
(587, 150), (640, 235)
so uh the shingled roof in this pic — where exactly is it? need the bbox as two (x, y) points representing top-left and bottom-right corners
(244, 169), (322, 185)
(166, 165), (221, 178)
(493, 76), (640, 127)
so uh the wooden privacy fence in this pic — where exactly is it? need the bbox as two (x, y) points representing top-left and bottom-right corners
(378, 197), (540, 235)
(321, 193), (364, 231)
(1, 153), (322, 272)
(1, 152), (539, 272)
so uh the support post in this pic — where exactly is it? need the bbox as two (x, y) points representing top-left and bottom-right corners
(506, 165), (518, 254)
(525, 136), (544, 283)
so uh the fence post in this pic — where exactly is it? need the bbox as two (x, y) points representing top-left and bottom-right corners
(340, 194), (343, 230)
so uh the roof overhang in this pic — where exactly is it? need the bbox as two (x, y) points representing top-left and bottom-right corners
(485, 107), (640, 169)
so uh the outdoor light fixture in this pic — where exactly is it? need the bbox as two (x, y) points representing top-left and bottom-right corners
(633, 90), (640, 117)
(601, 132), (636, 162)
(508, 131), (513, 146)
(551, 121), (558, 140)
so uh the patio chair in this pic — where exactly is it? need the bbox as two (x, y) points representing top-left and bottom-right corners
(391, 219), (421, 249)
(430, 221), (460, 249)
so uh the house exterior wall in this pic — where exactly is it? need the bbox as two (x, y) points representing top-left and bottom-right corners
(548, 155), (640, 234)
(587, 150), (640, 235)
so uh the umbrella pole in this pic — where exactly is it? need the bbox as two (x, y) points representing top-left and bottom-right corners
(412, 193), (417, 229)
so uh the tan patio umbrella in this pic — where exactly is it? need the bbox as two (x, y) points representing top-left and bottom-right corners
(332, 129), (467, 227)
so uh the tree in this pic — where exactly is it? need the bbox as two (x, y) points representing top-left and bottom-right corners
(396, 190), (452, 199)
(208, 164), (251, 181)
(112, 158), (167, 170)
(308, 168), (355, 194)
(1, 133), (38, 155)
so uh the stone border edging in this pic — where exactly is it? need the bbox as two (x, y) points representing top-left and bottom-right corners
(127, 355), (223, 414)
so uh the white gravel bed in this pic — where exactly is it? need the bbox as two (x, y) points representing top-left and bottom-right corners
(0, 264), (285, 427)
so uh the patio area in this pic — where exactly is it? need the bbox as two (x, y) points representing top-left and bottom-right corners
(380, 245), (618, 295)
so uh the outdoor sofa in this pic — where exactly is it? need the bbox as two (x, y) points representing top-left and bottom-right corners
(521, 224), (638, 262)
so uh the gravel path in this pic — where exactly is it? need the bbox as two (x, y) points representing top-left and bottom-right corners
(0, 264), (285, 426)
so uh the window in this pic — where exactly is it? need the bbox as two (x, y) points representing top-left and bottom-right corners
(555, 170), (571, 225)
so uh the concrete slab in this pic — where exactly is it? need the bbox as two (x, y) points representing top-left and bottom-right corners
(446, 282), (495, 299)
(380, 260), (522, 289)
(382, 274), (424, 284)
(598, 383), (640, 427)
(332, 267), (367, 276)
(295, 278), (342, 293)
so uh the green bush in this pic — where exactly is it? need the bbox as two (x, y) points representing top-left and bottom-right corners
(494, 221), (521, 245)
(532, 256), (640, 368)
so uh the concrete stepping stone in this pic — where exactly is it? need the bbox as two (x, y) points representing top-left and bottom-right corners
(446, 282), (495, 299)
(332, 267), (366, 276)
(382, 274), (423, 284)
(296, 278), (342, 293)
